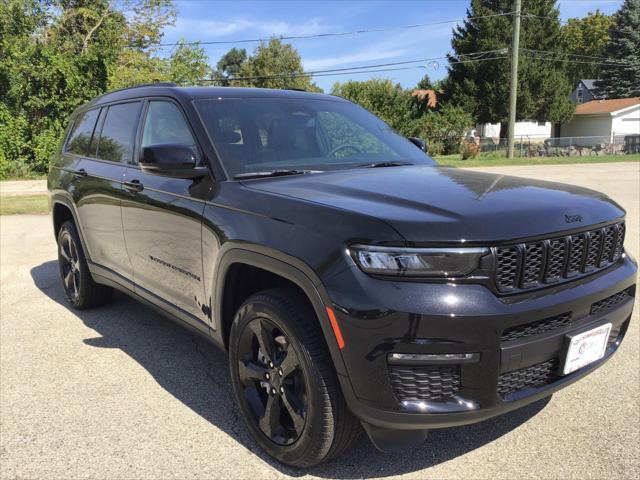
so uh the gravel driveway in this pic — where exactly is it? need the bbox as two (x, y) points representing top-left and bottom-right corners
(1, 163), (638, 479)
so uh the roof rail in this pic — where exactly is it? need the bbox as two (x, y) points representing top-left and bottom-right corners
(104, 82), (178, 96)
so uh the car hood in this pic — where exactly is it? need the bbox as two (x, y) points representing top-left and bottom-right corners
(241, 166), (625, 244)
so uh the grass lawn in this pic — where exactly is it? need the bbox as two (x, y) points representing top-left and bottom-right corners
(434, 153), (640, 168)
(0, 195), (49, 215)
(1, 173), (47, 181)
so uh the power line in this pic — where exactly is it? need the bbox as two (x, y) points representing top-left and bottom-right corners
(199, 54), (508, 83)
(521, 52), (638, 68)
(195, 46), (633, 85)
(521, 48), (636, 65)
(147, 12), (516, 48)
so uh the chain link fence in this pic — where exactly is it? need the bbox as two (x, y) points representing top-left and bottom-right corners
(476, 134), (640, 157)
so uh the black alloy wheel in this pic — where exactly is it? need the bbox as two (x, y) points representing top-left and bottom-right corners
(57, 221), (113, 309)
(237, 317), (307, 445)
(59, 229), (81, 303)
(229, 288), (361, 467)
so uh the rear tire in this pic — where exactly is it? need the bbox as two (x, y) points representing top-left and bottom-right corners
(57, 221), (113, 309)
(229, 287), (361, 467)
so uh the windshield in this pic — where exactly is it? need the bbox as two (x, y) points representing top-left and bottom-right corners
(194, 97), (435, 178)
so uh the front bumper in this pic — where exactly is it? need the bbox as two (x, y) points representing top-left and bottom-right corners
(324, 255), (637, 431)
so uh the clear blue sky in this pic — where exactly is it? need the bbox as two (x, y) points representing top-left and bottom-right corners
(162, 0), (623, 91)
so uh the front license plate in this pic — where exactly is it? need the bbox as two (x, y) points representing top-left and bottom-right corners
(563, 323), (612, 375)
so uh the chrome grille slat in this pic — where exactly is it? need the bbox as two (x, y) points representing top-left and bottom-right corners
(494, 221), (625, 293)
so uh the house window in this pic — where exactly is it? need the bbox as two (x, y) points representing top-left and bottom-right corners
(577, 86), (583, 103)
(537, 121), (546, 126)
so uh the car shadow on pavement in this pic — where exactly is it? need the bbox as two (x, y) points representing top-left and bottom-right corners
(31, 260), (551, 478)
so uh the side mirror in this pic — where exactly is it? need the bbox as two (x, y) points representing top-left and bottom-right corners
(140, 144), (207, 178)
(408, 137), (428, 152)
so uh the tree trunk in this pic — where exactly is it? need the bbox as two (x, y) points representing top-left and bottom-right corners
(499, 121), (509, 140)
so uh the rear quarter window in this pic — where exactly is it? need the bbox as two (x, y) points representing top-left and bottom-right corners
(65, 109), (100, 156)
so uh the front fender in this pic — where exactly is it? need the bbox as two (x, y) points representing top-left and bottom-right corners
(211, 243), (349, 378)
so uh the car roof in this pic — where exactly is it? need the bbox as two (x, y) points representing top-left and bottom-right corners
(78, 84), (346, 112)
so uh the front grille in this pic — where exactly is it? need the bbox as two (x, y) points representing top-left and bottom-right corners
(566, 234), (586, 276)
(389, 365), (460, 401)
(546, 239), (567, 281)
(501, 312), (572, 343)
(591, 287), (633, 315)
(494, 222), (625, 292)
(522, 242), (544, 286)
(497, 359), (559, 397)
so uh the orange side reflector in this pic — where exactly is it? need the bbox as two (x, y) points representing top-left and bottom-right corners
(325, 306), (345, 349)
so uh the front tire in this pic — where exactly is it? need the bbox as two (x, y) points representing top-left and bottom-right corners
(57, 221), (113, 309)
(229, 288), (360, 467)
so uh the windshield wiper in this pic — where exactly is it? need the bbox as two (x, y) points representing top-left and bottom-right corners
(234, 169), (321, 180)
(357, 161), (414, 168)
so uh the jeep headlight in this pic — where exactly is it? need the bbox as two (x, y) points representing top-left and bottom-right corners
(350, 245), (488, 277)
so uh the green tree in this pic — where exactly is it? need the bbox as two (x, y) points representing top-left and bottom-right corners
(331, 79), (417, 135)
(213, 47), (247, 85)
(168, 40), (211, 85)
(1, 0), (127, 174)
(235, 38), (321, 91)
(109, 0), (209, 88)
(444, 0), (574, 136)
(562, 10), (614, 87)
(595, 0), (640, 98)
(0, 0), (212, 177)
(416, 73), (433, 90)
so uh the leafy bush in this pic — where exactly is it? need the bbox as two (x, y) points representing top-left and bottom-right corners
(0, 104), (30, 179)
(411, 104), (475, 155)
(32, 125), (65, 173)
(460, 138), (481, 159)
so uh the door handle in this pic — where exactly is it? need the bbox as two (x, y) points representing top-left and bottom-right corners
(123, 179), (144, 193)
(72, 168), (87, 178)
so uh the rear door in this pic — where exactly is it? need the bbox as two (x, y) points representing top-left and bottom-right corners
(65, 102), (141, 279)
(121, 99), (211, 327)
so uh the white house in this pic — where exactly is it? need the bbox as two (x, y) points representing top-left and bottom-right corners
(560, 97), (640, 143)
(476, 121), (553, 140)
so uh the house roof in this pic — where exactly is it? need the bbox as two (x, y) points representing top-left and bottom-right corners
(574, 97), (640, 115)
(581, 79), (597, 90)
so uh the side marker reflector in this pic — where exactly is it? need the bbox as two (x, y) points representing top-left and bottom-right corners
(326, 306), (345, 349)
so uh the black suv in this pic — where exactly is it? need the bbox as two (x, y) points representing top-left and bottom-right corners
(48, 84), (636, 467)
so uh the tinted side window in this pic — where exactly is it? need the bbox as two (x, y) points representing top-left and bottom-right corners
(96, 102), (142, 163)
(141, 101), (198, 153)
(87, 108), (107, 158)
(65, 109), (100, 156)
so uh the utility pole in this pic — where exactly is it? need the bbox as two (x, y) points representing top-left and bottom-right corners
(507, 0), (521, 159)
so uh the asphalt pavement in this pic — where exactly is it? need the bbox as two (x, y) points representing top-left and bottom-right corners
(1, 162), (638, 479)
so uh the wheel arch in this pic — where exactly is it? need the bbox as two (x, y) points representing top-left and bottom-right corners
(213, 245), (347, 377)
(51, 195), (92, 262)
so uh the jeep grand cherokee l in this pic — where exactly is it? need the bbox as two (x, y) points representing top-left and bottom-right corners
(48, 84), (637, 467)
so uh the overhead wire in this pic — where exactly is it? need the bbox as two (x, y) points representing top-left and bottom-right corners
(200, 54), (510, 83)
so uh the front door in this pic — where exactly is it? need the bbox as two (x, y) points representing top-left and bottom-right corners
(121, 99), (211, 327)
